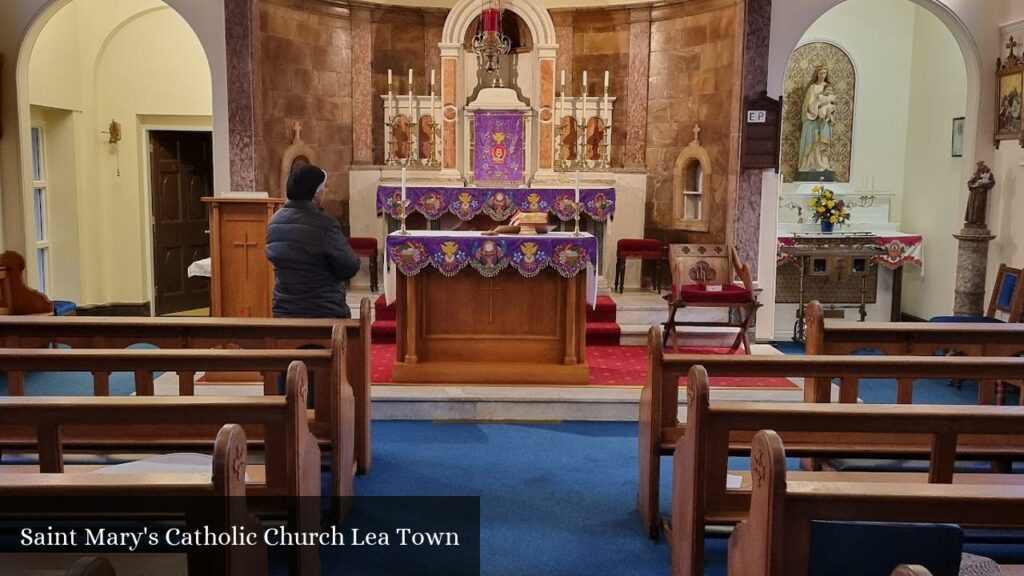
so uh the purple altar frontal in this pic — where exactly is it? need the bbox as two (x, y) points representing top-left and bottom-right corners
(385, 231), (599, 305)
(376, 186), (616, 222)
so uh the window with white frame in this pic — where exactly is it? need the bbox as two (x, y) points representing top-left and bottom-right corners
(30, 125), (51, 295)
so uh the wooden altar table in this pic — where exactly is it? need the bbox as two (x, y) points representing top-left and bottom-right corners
(385, 231), (597, 384)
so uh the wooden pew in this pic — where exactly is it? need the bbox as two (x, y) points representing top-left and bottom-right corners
(638, 326), (1024, 539)
(0, 424), (264, 576)
(804, 299), (1024, 405)
(0, 341), (354, 508)
(669, 365), (1024, 576)
(0, 361), (320, 575)
(0, 250), (54, 315)
(726, 430), (1024, 576)
(0, 296), (373, 474)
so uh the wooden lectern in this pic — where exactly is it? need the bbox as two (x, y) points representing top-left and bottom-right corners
(203, 197), (283, 317)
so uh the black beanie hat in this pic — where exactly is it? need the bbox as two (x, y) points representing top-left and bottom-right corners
(286, 164), (327, 201)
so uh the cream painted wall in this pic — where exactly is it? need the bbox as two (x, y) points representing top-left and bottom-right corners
(757, 0), (1010, 338)
(793, 0), (917, 202)
(900, 7), (967, 320)
(25, 1), (212, 305)
(0, 0), (226, 307)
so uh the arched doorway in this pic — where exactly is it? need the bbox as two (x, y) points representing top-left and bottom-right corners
(16, 0), (213, 314)
(759, 0), (977, 340)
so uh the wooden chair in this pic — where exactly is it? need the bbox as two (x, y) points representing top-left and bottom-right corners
(614, 238), (664, 293)
(0, 251), (53, 315)
(726, 430), (1024, 576)
(663, 244), (759, 353)
(348, 237), (379, 292)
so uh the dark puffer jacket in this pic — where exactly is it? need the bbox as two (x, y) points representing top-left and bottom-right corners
(266, 200), (361, 318)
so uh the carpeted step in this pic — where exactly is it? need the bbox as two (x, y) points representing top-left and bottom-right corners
(586, 322), (621, 346)
(374, 294), (395, 322)
(371, 320), (396, 344)
(587, 295), (617, 324)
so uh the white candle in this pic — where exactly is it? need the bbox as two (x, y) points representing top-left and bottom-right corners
(430, 69), (436, 89)
(408, 69), (413, 89)
(388, 69), (393, 86)
(574, 170), (580, 205)
(582, 70), (588, 90)
(401, 167), (407, 214)
(561, 69), (566, 87)
(604, 70), (609, 90)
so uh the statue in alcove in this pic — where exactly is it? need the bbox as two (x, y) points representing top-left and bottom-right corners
(964, 161), (995, 229)
(559, 116), (578, 163)
(796, 65), (837, 182)
(585, 117), (606, 162)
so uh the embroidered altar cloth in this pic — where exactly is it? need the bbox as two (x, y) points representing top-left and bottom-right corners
(385, 231), (599, 306)
(376, 186), (616, 222)
(777, 233), (924, 271)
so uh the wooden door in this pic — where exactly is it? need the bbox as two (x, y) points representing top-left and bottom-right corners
(149, 130), (212, 315)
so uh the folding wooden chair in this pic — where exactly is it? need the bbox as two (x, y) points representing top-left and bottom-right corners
(662, 244), (759, 353)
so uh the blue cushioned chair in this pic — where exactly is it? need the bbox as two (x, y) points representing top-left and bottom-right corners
(810, 521), (963, 576)
(930, 264), (1023, 323)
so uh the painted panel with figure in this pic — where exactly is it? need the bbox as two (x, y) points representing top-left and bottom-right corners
(996, 37), (1023, 141)
(781, 42), (855, 184)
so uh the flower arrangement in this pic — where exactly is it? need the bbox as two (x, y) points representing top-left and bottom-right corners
(808, 185), (850, 231)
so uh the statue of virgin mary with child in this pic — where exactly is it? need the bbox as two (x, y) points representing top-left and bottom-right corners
(796, 65), (838, 182)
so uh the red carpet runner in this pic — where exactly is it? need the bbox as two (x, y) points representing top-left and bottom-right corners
(370, 342), (798, 388)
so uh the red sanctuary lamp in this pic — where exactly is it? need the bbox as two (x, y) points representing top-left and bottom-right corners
(472, 2), (511, 86)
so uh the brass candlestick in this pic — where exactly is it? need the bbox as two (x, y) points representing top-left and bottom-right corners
(572, 201), (582, 237)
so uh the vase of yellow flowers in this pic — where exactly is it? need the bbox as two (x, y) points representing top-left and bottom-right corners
(808, 185), (850, 233)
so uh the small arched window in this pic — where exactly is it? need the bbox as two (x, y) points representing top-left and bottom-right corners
(672, 125), (711, 232)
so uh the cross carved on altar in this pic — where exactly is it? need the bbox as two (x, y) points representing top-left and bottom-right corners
(232, 232), (259, 278)
(478, 279), (504, 322)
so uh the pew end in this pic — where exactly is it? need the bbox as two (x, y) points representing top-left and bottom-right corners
(65, 557), (116, 576)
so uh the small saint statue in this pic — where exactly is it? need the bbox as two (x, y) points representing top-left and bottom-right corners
(964, 161), (995, 228)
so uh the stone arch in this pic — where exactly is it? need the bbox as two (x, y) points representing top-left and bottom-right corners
(672, 129), (712, 232)
(441, 0), (556, 48)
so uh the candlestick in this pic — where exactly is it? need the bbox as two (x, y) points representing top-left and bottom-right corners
(400, 167), (409, 235)
(573, 171), (581, 236)
(580, 74), (588, 170)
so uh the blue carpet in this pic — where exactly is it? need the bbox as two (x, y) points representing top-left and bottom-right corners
(0, 343), (162, 396)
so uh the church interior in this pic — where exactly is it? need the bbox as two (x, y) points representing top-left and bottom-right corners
(0, 0), (1023, 574)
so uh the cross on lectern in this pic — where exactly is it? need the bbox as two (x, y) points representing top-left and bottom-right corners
(232, 232), (259, 278)
(478, 279), (504, 322)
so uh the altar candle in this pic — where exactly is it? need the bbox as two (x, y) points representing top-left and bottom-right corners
(388, 69), (393, 86)
(401, 167), (407, 215)
(603, 70), (610, 118)
(561, 69), (566, 87)
(604, 70), (609, 90)
(574, 170), (581, 206)
(582, 70), (588, 91)
(430, 69), (436, 89)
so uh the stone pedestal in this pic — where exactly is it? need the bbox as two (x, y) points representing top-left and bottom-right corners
(953, 226), (996, 316)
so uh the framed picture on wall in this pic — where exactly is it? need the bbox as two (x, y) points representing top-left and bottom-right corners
(951, 117), (964, 157)
(995, 37), (1024, 144)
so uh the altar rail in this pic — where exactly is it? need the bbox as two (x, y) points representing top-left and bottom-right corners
(727, 430), (1024, 576)
(638, 325), (1024, 539)
(0, 298), (372, 475)
(668, 365), (1024, 576)
(804, 299), (1024, 404)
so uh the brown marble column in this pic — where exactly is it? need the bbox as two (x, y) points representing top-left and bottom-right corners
(625, 8), (651, 170)
(350, 8), (373, 165)
(440, 52), (459, 173)
(537, 55), (557, 173)
(225, 0), (260, 191)
(735, 0), (772, 275)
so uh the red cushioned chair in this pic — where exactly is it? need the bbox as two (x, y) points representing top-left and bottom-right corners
(663, 244), (759, 353)
(614, 238), (664, 294)
(347, 237), (379, 293)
